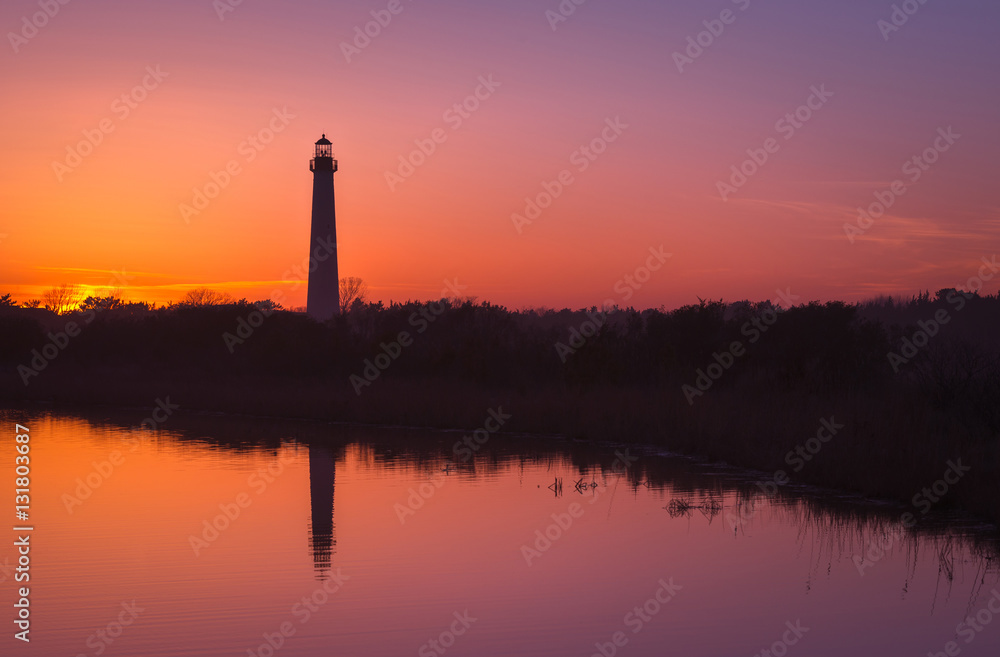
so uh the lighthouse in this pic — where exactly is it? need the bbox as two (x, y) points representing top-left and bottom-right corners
(307, 134), (340, 320)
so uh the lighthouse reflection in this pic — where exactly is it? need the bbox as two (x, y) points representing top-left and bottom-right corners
(307, 442), (338, 580)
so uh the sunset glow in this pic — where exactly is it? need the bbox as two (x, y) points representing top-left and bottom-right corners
(2, 0), (997, 309)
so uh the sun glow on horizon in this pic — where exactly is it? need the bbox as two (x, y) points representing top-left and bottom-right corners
(1, 0), (998, 310)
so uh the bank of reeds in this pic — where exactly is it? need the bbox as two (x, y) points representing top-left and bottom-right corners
(1, 292), (997, 523)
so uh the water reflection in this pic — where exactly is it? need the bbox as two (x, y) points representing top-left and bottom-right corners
(307, 442), (337, 579)
(2, 408), (999, 657)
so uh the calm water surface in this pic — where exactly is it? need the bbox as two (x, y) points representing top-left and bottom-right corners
(3, 409), (999, 656)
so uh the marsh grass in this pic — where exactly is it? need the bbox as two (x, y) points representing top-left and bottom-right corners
(1, 294), (997, 523)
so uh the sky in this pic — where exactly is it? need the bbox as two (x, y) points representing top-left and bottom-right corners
(1, 0), (998, 310)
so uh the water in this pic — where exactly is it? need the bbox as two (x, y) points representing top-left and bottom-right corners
(3, 409), (999, 656)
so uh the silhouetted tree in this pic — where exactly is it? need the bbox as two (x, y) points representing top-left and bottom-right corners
(22, 299), (41, 309)
(179, 288), (233, 306)
(253, 299), (284, 314)
(0, 293), (15, 307)
(340, 277), (368, 312)
(80, 296), (123, 312)
(42, 284), (83, 314)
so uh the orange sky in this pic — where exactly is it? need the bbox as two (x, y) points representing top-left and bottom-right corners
(1, 0), (998, 310)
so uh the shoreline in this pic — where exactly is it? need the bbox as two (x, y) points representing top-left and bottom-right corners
(4, 370), (998, 529)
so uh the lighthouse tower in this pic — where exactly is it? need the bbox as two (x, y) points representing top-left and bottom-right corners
(307, 135), (340, 320)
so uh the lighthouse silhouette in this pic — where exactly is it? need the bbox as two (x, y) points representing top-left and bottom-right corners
(307, 134), (340, 321)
